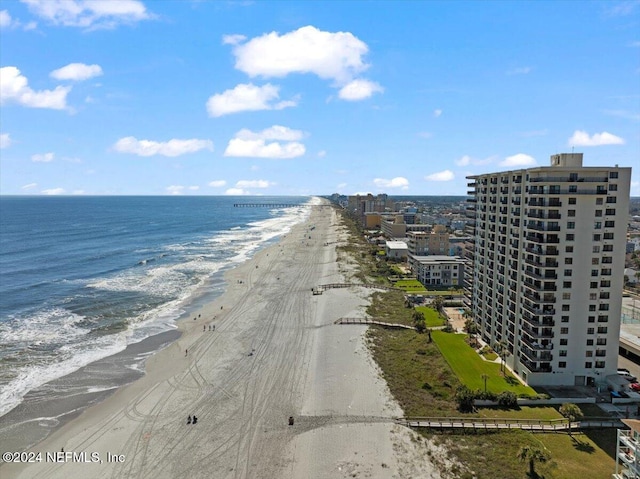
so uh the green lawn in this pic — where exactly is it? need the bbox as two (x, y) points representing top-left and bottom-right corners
(432, 330), (536, 396)
(394, 279), (427, 291)
(414, 306), (446, 327)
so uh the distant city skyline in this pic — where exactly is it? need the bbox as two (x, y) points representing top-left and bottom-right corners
(1, 1), (638, 196)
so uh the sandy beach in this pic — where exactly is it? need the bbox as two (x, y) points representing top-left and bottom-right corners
(2, 200), (442, 479)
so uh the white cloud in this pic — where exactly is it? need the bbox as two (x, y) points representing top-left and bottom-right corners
(230, 25), (369, 84)
(20, 0), (152, 29)
(455, 155), (471, 167)
(208, 180), (227, 187)
(21, 182), (37, 190)
(0, 133), (11, 149)
(433, 109), (442, 118)
(50, 63), (103, 81)
(166, 185), (184, 195)
(500, 153), (537, 167)
(507, 66), (533, 75)
(317, 150), (327, 158)
(568, 130), (625, 146)
(236, 125), (304, 141)
(222, 34), (246, 45)
(32, 152), (55, 162)
(454, 155), (496, 167)
(113, 137), (213, 157)
(373, 177), (409, 190)
(0, 9), (12, 27)
(235, 179), (271, 188)
(225, 187), (249, 195)
(224, 126), (306, 159)
(188, 186), (199, 191)
(41, 187), (65, 195)
(206, 83), (296, 117)
(425, 170), (454, 181)
(1, 66), (70, 109)
(338, 79), (383, 101)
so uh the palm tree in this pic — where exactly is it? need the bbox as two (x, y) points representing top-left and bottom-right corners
(559, 403), (583, 437)
(517, 445), (551, 478)
(494, 340), (508, 374)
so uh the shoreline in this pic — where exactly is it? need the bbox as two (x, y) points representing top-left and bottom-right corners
(2, 200), (442, 479)
(0, 202), (310, 455)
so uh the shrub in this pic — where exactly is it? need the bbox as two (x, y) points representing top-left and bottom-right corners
(497, 391), (518, 408)
(455, 386), (476, 412)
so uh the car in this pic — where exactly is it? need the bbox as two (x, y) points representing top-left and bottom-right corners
(618, 368), (631, 375)
(630, 382), (640, 392)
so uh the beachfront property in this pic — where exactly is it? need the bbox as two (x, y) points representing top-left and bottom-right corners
(409, 255), (465, 287)
(347, 194), (390, 225)
(406, 225), (450, 256)
(466, 153), (632, 387)
(613, 419), (640, 479)
(385, 240), (409, 260)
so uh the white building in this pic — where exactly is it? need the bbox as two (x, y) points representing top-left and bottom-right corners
(385, 240), (408, 260)
(409, 255), (465, 287)
(466, 153), (631, 386)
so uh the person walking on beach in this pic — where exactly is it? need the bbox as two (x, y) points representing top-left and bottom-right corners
(185, 349), (188, 356)
(187, 415), (191, 424)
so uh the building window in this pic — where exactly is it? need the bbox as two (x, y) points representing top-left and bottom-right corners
(597, 338), (606, 345)
(589, 305), (596, 311)
(565, 258), (573, 264)
(598, 327), (608, 334)
(564, 268), (572, 276)
(609, 184), (618, 191)
(610, 171), (619, 179)
(603, 233), (614, 240)
(606, 197), (616, 204)
(568, 210), (576, 217)
(565, 246), (573, 253)
(605, 208), (616, 215)
(563, 281), (572, 288)
(561, 327), (569, 334)
(569, 198), (576, 205)
(598, 315), (608, 322)
(587, 339), (594, 346)
(595, 210), (603, 217)
(586, 351), (593, 357)
(562, 293), (571, 300)
(589, 293), (597, 300)
(594, 222), (601, 229)
(566, 234), (574, 241)
(591, 269), (598, 277)
(561, 316), (569, 322)
(587, 328), (594, 334)
(559, 362), (566, 368)
(600, 280), (611, 287)
(562, 304), (570, 311)
(593, 234), (601, 241)
(560, 338), (568, 345)
(590, 282), (598, 288)
(604, 221), (615, 228)
(596, 198), (603, 205)
(588, 316), (595, 323)
(591, 258), (599, 265)
(602, 257), (612, 264)
(559, 350), (567, 357)
(592, 245), (600, 253)
(585, 362), (592, 368)
(595, 361), (605, 369)
(567, 222), (575, 229)
(599, 304), (609, 311)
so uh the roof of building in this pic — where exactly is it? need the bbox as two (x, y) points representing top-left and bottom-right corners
(410, 255), (465, 263)
(622, 419), (640, 434)
(386, 241), (408, 249)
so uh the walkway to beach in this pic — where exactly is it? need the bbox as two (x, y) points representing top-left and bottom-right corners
(397, 417), (622, 431)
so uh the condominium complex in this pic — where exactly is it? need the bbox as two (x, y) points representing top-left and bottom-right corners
(466, 153), (631, 386)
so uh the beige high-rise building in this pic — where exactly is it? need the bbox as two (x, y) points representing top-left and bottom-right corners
(466, 153), (631, 386)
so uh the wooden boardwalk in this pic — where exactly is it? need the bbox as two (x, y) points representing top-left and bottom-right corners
(334, 317), (416, 330)
(396, 417), (622, 432)
(314, 283), (403, 293)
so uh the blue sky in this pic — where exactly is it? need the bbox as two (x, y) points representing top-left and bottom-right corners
(0, 0), (638, 196)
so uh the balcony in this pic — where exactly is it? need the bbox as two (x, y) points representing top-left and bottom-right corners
(522, 325), (555, 339)
(526, 234), (560, 244)
(529, 175), (608, 183)
(527, 211), (561, 220)
(521, 348), (553, 362)
(526, 223), (561, 232)
(523, 290), (556, 304)
(521, 336), (554, 351)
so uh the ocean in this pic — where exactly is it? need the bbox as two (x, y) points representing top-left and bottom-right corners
(0, 196), (311, 431)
